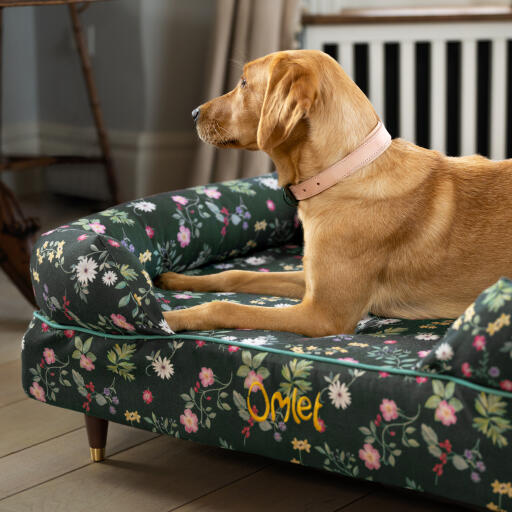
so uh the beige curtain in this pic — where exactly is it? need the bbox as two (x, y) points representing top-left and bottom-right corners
(193, 0), (301, 185)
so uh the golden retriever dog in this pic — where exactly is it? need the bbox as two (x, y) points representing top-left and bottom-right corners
(157, 49), (512, 337)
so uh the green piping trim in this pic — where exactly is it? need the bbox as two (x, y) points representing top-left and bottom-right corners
(32, 311), (512, 400)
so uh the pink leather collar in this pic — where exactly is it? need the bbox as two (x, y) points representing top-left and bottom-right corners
(286, 121), (392, 202)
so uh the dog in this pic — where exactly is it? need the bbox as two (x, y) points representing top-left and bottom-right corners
(157, 49), (512, 337)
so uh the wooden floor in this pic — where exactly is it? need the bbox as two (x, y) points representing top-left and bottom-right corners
(0, 194), (471, 512)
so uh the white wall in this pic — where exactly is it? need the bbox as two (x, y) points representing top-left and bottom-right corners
(3, 0), (215, 200)
(302, 0), (511, 12)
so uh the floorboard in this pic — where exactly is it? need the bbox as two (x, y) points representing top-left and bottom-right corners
(172, 462), (371, 512)
(0, 436), (268, 512)
(0, 423), (157, 500)
(0, 360), (25, 407)
(0, 400), (84, 457)
(336, 488), (471, 511)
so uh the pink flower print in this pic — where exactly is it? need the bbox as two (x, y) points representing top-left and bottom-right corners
(30, 381), (46, 402)
(379, 399), (398, 421)
(195, 340), (206, 348)
(316, 417), (326, 432)
(384, 340), (397, 344)
(416, 376), (428, 384)
(80, 354), (95, 371)
(435, 400), (457, 426)
(180, 408), (198, 433)
(379, 371), (390, 378)
(220, 226), (227, 237)
(145, 226), (155, 239)
(174, 293), (192, 299)
(172, 195), (188, 206)
(473, 336), (486, 351)
(228, 345), (240, 352)
(359, 443), (381, 470)
(77, 234), (88, 241)
(500, 379), (512, 391)
(338, 357), (359, 363)
(418, 350), (431, 358)
(244, 370), (263, 390)
(64, 329), (75, 339)
(266, 199), (275, 211)
(142, 389), (153, 404)
(204, 188), (221, 199)
(110, 313), (135, 331)
(177, 225), (191, 248)
(41, 323), (49, 332)
(461, 362), (472, 377)
(88, 222), (106, 234)
(43, 348), (56, 365)
(199, 367), (214, 387)
(108, 239), (120, 247)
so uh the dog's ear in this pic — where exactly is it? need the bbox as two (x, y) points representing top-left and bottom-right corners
(257, 57), (317, 151)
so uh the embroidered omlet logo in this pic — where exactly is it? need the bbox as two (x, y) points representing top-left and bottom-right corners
(246, 382), (323, 432)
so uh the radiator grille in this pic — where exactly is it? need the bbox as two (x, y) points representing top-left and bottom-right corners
(303, 23), (512, 159)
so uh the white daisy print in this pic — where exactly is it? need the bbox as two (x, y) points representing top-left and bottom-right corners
(133, 200), (156, 212)
(102, 271), (118, 286)
(214, 263), (234, 270)
(274, 303), (293, 308)
(152, 356), (174, 379)
(245, 256), (267, 266)
(258, 176), (279, 190)
(375, 318), (401, 326)
(241, 336), (268, 346)
(435, 342), (454, 361)
(158, 319), (174, 334)
(76, 256), (98, 286)
(415, 333), (440, 341)
(328, 381), (351, 409)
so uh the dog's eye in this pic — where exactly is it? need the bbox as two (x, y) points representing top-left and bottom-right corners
(240, 77), (247, 88)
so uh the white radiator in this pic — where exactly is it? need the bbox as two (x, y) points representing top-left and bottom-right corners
(302, 14), (512, 159)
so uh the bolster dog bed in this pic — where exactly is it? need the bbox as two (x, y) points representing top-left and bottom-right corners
(22, 173), (512, 511)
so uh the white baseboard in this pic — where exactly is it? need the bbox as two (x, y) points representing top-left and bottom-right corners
(2, 122), (198, 202)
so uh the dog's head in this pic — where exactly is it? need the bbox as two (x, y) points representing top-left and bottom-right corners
(193, 50), (332, 151)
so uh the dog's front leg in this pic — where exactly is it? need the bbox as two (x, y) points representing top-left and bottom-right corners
(163, 298), (353, 338)
(156, 270), (305, 299)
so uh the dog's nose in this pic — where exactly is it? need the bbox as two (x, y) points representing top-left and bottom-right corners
(191, 108), (200, 123)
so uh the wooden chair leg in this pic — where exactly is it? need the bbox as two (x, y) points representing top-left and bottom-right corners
(84, 415), (109, 462)
(68, 4), (119, 205)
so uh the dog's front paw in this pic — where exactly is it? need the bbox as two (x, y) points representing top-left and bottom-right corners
(162, 308), (198, 332)
(154, 271), (181, 290)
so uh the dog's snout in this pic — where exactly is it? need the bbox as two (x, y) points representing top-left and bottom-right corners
(191, 107), (200, 123)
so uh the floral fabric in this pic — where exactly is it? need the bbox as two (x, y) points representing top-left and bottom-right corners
(22, 312), (512, 512)
(30, 174), (300, 335)
(23, 173), (512, 511)
(418, 278), (512, 395)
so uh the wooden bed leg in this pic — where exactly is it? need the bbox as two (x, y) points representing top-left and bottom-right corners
(84, 415), (109, 462)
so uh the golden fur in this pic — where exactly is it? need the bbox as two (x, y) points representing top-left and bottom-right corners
(157, 49), (512, 337)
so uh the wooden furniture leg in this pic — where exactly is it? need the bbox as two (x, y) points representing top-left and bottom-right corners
(68, 3), (118, 204)
(84, 415), (109, 462)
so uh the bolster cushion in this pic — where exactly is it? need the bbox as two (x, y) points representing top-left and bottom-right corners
(417, 277), (512, 393)
(30, 173), (299, 335)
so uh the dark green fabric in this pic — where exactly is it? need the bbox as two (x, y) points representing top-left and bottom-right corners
(23, 173), (512, 511)
(22, 309), (512, 512)
(30, 174), (299, 335)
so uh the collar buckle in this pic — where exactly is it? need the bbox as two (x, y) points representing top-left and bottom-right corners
(282, 185), (299, 207)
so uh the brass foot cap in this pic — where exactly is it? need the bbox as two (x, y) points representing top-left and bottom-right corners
(90, 447), (105, 462)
